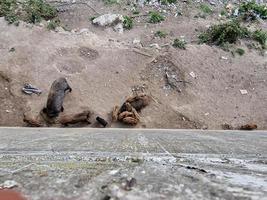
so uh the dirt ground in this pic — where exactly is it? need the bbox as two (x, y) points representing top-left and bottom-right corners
(0, 0), (266, 129)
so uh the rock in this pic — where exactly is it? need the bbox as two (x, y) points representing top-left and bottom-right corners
(133, 39), (142, 48)
(113, 23), (123, 33)
(0, 180), (19, 189)
(92, 14), (124, 27)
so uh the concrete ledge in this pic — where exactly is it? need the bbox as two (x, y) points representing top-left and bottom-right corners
(0, 128), (266, 200)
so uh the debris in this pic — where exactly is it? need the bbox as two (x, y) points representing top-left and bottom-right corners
(96, 116), (108, 127)
(185, 166), (207, 173)
(133, 39), (142, 48)
(220, 56), (228, 60)
(165, 71), (183, 92)
(5, 110), (11, 113)
(92, 14), (124, 27)
(132, 48), (152, 57)
(240, 89), (248, 95)
(0, 180), (19, 189)
(239, 124), (257, 130)
(189, 71), (196, 78)
(22, 83), (42, 95)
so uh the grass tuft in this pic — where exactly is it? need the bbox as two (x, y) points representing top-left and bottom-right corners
(148, 11), (164, 23)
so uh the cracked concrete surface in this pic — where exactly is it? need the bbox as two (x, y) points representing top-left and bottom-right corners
(0, 128), (266, 200)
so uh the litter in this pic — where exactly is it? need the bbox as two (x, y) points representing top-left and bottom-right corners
(240, 89), (248, 95)
(189, 71), (196, 78)
(22, 84), (42, 95)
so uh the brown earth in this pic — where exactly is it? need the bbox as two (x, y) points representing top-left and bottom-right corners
(0, 0), (266, 129)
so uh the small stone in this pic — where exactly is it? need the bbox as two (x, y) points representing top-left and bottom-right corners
(221, 56), (228, 60)
(202, 125), (208, 130)
(240, 89), (248, 95)
(113, 23), (124, 34)
(189, 71), (196, 78)
(133, 39), (141, 45)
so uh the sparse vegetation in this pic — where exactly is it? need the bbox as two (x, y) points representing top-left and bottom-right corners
(155, 30), (167, 38)
(90, 16), (96, 21)
(200, 4), (213, 14)
(239, 1), (267, 20)
(148, 11), (164, 23)
(173, 38), (186, 49)
(123, 16), (133, 30)
(47, 19), (60, 30)
(132, 10), (140, 15)
(0, 0), (58, 25)
(220, 9), (227, 16)
(160, 0), (177, 5)
(23, 0), (57, 23)
(103, 0), (119, 5)
(236, 48), (245, 55)
(199, 20), (267, 50)
(252, 29), (267, 49)
(198, 21), (249, 46)
(0, 0), (19, 24)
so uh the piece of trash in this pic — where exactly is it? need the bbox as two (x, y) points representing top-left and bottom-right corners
(96, 116), (108, 127)
(204, 112), (209, 116)
(189, 71), (196, 78)
(0, 180), (19, 189)
(221, 56), (228, 60)
(240, 89), (248, 95)
(22, 83), (42, 95)
(5, 110), (10, 113)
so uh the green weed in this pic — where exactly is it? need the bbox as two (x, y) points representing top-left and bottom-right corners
(198, 21), (250, 46)
(173, 38), (186, 49)
(200, 4), (213, 14)
(123, 16), (133, 30)
(236, 48), (245, 55)
(155, 30), (167, 38)
(148, 11), (164, 23)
